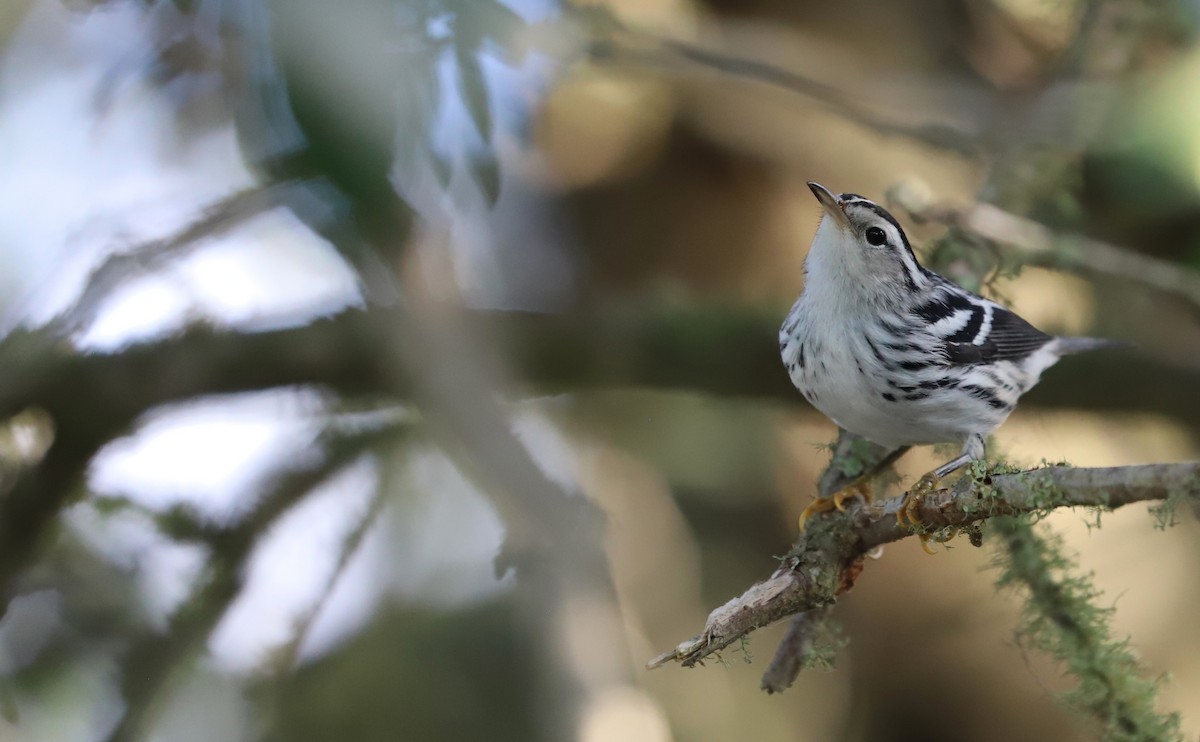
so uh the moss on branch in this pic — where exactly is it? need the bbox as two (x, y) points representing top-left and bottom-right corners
(648, 461), (1200, 670)
(992, 517), (1183, 741)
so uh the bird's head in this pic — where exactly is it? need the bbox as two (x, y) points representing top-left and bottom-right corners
(804, 182), (928, 301)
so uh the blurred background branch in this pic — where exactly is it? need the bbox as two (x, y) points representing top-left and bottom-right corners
(106, 423), (401, 742)
(894, 192), (1200, 315)
(587, 30), (984, 156)
(50, 185), (281, 336)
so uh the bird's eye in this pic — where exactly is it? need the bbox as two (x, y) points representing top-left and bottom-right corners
(865, 227), (887, 246)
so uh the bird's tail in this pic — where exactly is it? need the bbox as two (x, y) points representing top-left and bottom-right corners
(1053, 336), (1130, 355)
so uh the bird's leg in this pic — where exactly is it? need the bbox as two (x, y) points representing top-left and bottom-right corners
(898, 435), (985, 552)
(798, 445), (911, 531)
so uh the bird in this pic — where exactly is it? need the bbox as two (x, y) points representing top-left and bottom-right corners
(780, 182), (1122, 541)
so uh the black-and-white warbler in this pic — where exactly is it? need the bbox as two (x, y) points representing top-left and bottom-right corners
(780, 183), (1121, 535)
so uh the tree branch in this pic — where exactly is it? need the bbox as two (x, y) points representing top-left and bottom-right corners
(2, 307), (1196, 434)
(0, 307), (1195, 624)
(760, 605), (835, 694)
(760, 430), (886, 692)
(647, 461), (1200, 670)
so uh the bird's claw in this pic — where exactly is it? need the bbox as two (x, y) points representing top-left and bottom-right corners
(833, 481), (872, 511)
(898, 472), (943, 554)
(797, 481), (873, 532)
(896, 472), (939, 526)
(796, 498), (834, 532)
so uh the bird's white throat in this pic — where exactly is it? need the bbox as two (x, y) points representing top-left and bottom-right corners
(802, 215), (909, 312)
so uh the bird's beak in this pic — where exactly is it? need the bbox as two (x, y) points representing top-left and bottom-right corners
(807, 181), (849, 228)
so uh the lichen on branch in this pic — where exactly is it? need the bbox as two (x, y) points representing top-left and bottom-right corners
(991, 516), (1183, 741)
(647, 460), (1200, 671)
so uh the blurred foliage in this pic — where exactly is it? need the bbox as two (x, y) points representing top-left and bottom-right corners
(262, 600), (541, 742)
(0, 0), (1198, 741)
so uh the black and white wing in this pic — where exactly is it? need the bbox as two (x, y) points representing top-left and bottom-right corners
(943, 305), (1054, 365)
(912, 283), (1053, 366)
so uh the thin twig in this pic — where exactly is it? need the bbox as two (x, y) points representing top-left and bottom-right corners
(104, 425), (393, 742)
(588, 32), (982, 156)
(273, 463), (393, 673)
(648, 461), (1199, 670)
(52, 184), (280, 335)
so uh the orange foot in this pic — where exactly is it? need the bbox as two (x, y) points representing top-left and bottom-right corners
(797, 480), (873, 532)
(897, 472), (943, 555)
